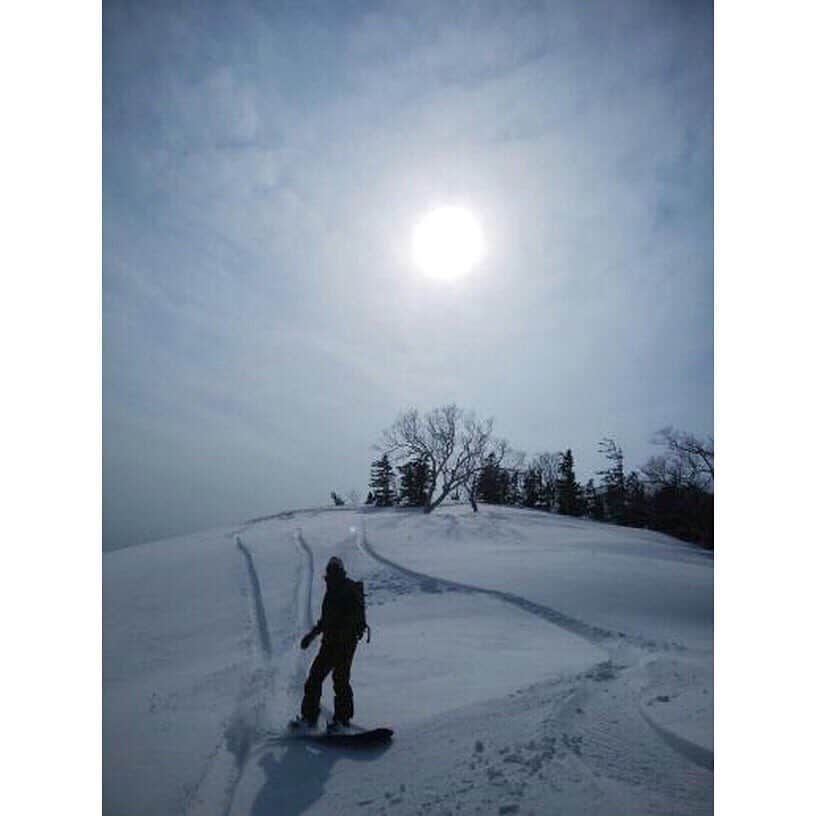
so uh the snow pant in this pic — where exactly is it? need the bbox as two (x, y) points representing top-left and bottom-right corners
(301, 636), (357, 724)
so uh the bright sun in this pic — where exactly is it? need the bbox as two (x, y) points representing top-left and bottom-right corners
(412, 206), (484, 281)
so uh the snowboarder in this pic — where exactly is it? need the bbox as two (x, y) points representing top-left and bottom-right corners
(296, 556), (367, 732)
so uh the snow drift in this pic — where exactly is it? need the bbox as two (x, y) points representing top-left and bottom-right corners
(103, 504), (713, 815)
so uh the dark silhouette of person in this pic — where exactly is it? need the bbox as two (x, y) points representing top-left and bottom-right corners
(298, 556), (365, 729)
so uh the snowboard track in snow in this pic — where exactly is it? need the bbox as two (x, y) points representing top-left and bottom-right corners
(227, 531), (389, 816)
(236, 537), (273, 658)
(639, 703), (714, 771)
(285, 529), (316, 697)
(360, 532), (619, 647)
(184, 538), (277, 816)
(295, 528), (315, 630)
(361, 530), (686, 654)
(185, 532), (317, 816)
(360, 528), (714, 781)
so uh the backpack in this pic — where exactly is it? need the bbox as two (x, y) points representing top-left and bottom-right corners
(348, 579), (370, 643)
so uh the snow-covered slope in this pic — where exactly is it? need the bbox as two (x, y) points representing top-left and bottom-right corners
(103, 505), (713, 815)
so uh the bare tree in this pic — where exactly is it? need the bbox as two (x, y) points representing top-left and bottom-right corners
(533, 452), (559, 511)
(379, 404), (497, 513)
(641, 426), (714, 491)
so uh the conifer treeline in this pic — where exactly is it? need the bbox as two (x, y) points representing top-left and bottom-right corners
(367, 429), (713, 549)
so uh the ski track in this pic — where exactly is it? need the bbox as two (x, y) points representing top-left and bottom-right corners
(236, 537), (273, 658)
(639, 704), (714, 772)
(358, 526), (714, 792)
(224, 530), (333, 814)
(556, 668), (713, 813)
(361, 530), (630, 649)
(284, 529), (316, 698)
(295, 528), (315, 631)
(184, 532), (315, 816)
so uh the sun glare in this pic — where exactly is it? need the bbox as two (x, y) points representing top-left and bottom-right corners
(412, 206), (484, 281)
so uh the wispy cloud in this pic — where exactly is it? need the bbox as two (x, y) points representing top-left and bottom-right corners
(104, 0), (712, 549)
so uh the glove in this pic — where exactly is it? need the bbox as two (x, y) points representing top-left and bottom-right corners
(300, 632), (314, 650)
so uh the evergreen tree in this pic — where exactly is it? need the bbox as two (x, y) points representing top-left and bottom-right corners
(597, 438), (626, 524)
(584, 478), (605, 521)
(497, 467), (512, 504)
(397, 457), (432, 507)
(476, 453), (504, 504)
(624, 471), (648, 527)
(506, 468), (522, 506)
(522, 464), (542, 508)
(556, 449), (581, 516)
(369, 454), (395, 507)
(575, 482), (587, 517)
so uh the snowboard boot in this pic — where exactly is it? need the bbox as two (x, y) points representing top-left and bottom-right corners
(290, 714), (318, 730)
(327, 718), (350, 734)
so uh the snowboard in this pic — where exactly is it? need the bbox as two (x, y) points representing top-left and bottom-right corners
(287, 719), (393, 746)
(317, 727), (393, 746)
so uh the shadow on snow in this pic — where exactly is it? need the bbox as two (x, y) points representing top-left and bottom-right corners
(249, 737), (391, 816)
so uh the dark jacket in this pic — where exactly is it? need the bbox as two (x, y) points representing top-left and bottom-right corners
(313, 574), (359, 642)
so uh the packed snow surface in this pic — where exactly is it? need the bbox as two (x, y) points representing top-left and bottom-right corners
(103, 505), (713, 815)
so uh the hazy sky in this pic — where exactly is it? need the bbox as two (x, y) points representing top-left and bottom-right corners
(103, 0), (713, 551)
